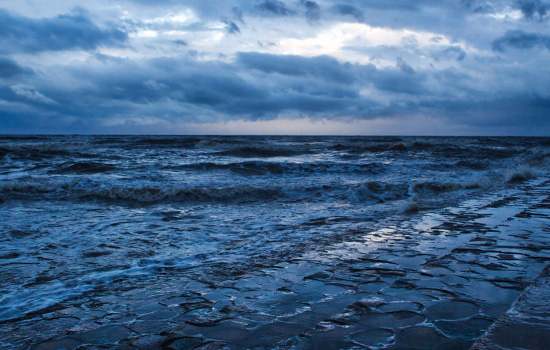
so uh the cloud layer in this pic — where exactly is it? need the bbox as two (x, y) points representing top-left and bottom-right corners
(0, 0), (549, 135)
(0, 9), (127, 54)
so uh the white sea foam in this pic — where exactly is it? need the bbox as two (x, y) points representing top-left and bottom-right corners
(504, 164), (539, 183)
(400, 197), (420, 213)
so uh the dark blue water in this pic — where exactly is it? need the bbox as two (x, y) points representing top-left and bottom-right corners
(1, 136), (549, 348)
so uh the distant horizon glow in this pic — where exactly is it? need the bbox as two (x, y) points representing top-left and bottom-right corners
(2, 116), (546, 137)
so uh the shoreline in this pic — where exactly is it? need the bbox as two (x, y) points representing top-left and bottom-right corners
(1, 178), (548, 349)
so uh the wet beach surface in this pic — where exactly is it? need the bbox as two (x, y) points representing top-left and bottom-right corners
(473, 263), (550, 350)
(3, 178), (549, 349)
(1, 136), (549, 349)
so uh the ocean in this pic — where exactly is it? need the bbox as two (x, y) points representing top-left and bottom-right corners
(1, 135), (550, 349)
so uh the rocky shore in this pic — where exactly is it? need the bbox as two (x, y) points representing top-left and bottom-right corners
(2, 178), (550, 349)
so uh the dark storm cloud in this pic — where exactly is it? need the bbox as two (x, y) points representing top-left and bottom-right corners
(237, 52), (355, 84)
(331, 4), (364, 21)
(84, 58), (266, 106)
(0, 86), (18, 101)
(397, 58), (415, 75)
(492, 30), (550, 51)
(172, 39), (188, 46)
(0, 53), (386, 129)
(221, 94), (366, 119)
(1, 47), (546, 134)
(325, 1), (500, 41)
(339, 0), (425, 12)
(232, 7), (245, 23)
(125, 0), (171, 3)
(460, 0), (495, 14)
(221, 19), (241, 34)
(0, 51), (434, 129)
(0, 57), (32, 78)
(439, 46), (467, 61)
(300, 0), (321, 21)
(239, 52), (428, 95)
(119, 0), (482, 34)
(0, 9), (127, 54)
(422, 95), (550, 130)
(94, 55), (360, 115)
(1, 0), (549, 135)
(256, 0), (294, 17)
(518, 0), (550, 19)
(370, 68), (425, 94)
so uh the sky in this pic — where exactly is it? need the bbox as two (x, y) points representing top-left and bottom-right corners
(0, 0), (549, 135)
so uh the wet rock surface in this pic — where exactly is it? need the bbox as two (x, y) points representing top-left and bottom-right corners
(2, 180), (550, 349)
(472, 264), (550, 350)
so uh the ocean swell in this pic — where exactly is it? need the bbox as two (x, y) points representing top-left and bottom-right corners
(49, 162), (116, 174)
(212, 146), (308, 158)
(0, 177), (414, 204)
(167, 161), (386, 175)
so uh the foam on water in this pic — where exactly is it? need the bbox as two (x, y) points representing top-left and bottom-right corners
(504, 164), (540, 183)
(0, 135), (549, 325)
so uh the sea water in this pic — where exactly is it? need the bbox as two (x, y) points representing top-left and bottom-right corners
(1, 135), (549, 348)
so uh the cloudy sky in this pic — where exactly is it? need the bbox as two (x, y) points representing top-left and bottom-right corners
(0, 0), (549, 135)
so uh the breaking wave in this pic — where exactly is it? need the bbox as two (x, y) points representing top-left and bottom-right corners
(504, 165), (539, 183)
(349, 181), (409, 203)
(0, 178), (415, 205)
(0, 177), (283, 203)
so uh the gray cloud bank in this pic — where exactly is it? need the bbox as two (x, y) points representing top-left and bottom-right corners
(493, 30), (550, 51)
(0, 0), (549, 135)
(0, 9), (127, 54)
